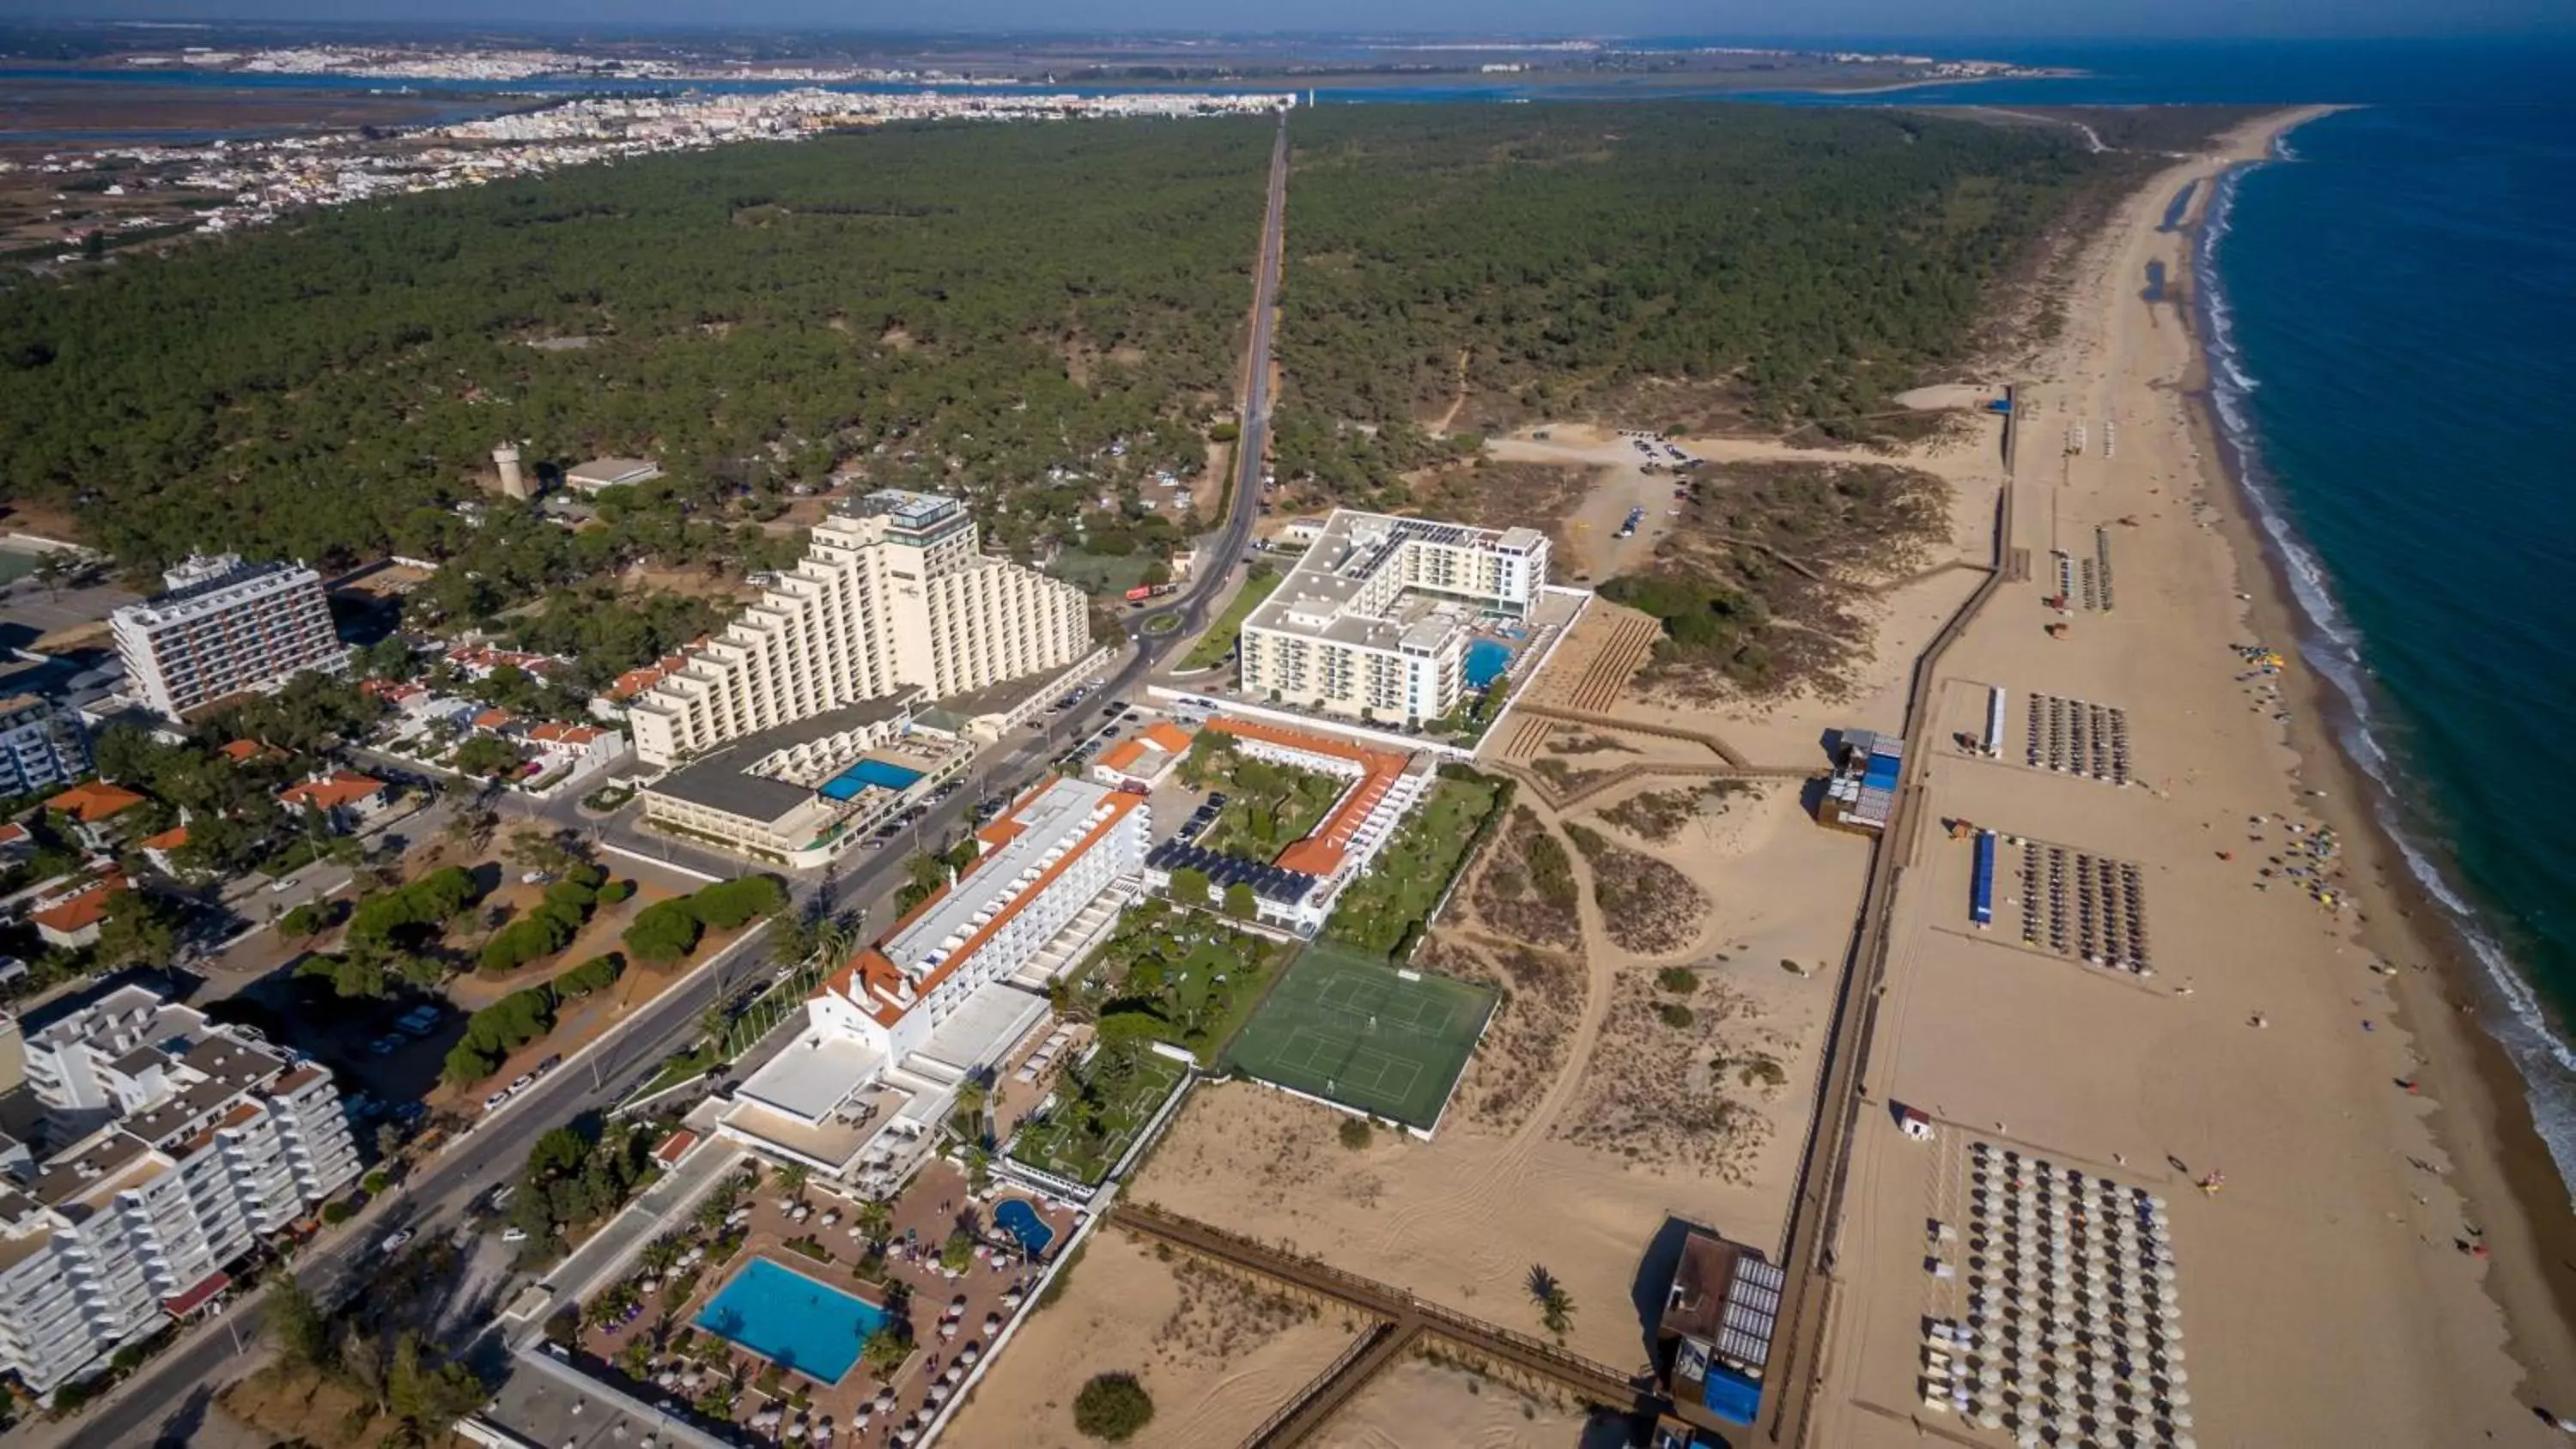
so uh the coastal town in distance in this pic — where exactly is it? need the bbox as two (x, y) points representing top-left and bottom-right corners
(0, 9), (2571, 1449)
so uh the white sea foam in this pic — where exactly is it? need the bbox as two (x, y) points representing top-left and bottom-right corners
(2195, 149), (2576, 1203)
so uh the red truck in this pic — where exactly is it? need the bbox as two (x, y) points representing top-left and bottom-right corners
(1124, 585), (1155, 602)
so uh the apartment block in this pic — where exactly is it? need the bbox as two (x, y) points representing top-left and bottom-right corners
(0, 987), (360, 1393)
(110, 555), (347, 721)
(0, 695), (88, 800)
(629, 490), (1088, 768)
(1239, 511), (1548, 725)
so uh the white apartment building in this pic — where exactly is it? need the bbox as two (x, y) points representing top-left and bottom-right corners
(715, 777), (1148, 1183)
(629, 490), (1089, 768)
(0, 695), (88, 800)
(1239, 512), (1549, 726)
(0, 988), (360, 1393)
(110, 555), (347, 721)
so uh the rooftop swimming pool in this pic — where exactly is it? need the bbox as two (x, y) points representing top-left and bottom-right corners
(819, 757), (926, 802)
(693, 1257), (888, 1384)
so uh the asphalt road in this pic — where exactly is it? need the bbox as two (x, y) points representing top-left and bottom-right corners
(67, 108), (1294, 1449)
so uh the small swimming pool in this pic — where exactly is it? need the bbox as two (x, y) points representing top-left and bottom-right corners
(693, 1257), (888, 1384)
(993, 1198), (1054, 1258)
(819, 758), (926, 802)
(1464, 638), (1514, 689)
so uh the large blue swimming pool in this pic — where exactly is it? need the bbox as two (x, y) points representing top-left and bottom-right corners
(1464, 638), (1514, 689)
(819, 758), (926, 802)
(693, 1258), (888, 1383)
(994, 1197), (1054, 1258)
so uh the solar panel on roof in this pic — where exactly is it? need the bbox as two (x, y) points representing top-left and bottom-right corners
(1717, 1325), (1774, 1371)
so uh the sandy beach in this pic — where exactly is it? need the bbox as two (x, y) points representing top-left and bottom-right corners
(1804, 104), (2576, 1446)
(939, 1226), (1364, 1449)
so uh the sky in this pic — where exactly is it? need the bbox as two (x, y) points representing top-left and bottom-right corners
(21, 0), (2576, 39)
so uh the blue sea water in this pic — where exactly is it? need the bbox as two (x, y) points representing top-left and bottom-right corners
(2200, 100), (2576, 1191)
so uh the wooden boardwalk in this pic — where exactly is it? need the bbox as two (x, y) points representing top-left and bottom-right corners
(1105, 1203), (1656, 1446)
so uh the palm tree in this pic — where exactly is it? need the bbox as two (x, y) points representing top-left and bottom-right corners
(33, 553), (72, 600)
(1526, 1264), (1574, 1339)
(775, 1162), (810, 1200)
(641, 1235), (685, 1276)
(953, 1080), (989, 1143)
(854, 1196), (894, 1244)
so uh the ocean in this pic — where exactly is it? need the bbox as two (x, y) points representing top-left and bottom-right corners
(1796, 38), (2576, 1195)
(2202, 96), (2576, 1195)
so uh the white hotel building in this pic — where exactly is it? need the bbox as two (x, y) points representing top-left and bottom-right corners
(110, 555), (347, 721)
(0, 987), (361, 1393)
(715, 777), (1148, 1189)
(1239, 512), (1549, 726)
(629, 490), (1089, 768)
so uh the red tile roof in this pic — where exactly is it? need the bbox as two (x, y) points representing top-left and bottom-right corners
(140, 824), (190, 852)
(46, 780), (147, 822)
(33, 870), (128, 935)
(527, 721), (609, 746)
(161, 1270), (232, 1317)
(824, 789), (1145, 1029)
(471, 708), (513, 730)
(1206, 717), (1412, 877)
(279, 771), (386, 813)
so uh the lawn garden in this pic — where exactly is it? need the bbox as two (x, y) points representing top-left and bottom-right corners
(1066, 896), (1292, 1061)
(1003, 1040), (1188, 1188)
(1182, 732), (1348, 860)
(1323, 767), (1506, 959)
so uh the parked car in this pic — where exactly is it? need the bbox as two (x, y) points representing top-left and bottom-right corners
(536, 1054), (562, 1076)
(501, 1226), (528, 1244)
(508, 1073), (535, 1094)
(379, 1229), (415, 1256)
(483, 1089), (511, 1112)
(368, 1035), (404, 1058)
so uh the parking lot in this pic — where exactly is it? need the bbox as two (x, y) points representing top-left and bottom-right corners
(1485, 424), (1707, 581)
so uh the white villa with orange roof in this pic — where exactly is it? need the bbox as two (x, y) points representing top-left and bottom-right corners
(713, 776), (1149, 1190)
(1089, 719), (1195, 791)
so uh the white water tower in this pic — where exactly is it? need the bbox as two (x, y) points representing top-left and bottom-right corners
(494, 441), (527, 500)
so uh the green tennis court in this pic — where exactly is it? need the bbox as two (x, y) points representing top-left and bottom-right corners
(1222, 943), (1496, 1133)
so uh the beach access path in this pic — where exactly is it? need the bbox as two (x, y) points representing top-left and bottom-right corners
(1801, 106), (2576, 1448)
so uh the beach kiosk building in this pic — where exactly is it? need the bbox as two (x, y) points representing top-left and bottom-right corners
(1820, 727), (1905, 834)
(1658, 1224), (1784, 1436)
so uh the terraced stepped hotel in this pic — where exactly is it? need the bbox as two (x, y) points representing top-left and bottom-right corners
(628, 489), (1088, 767)
(1239, 511), (1550, 726)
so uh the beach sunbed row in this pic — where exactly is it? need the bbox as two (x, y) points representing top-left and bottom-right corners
(2014, 843), (2152, 975)
(2024, 693), (2133, 785)
(1920, 1142), (2193, 1446)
